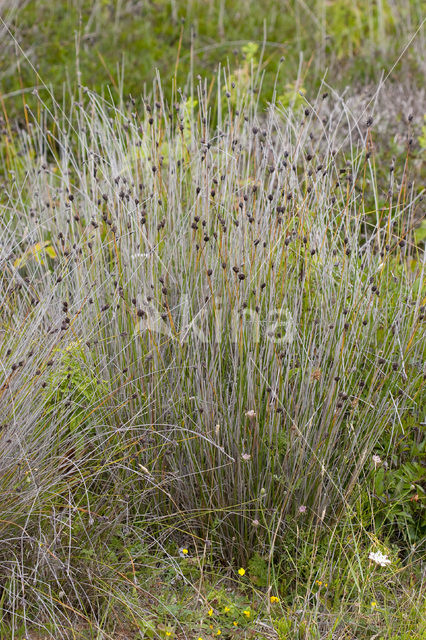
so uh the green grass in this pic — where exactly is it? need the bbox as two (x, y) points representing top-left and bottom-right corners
(1, 0), (425, 117)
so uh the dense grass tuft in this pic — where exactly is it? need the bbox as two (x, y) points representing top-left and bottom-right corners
(0, 71), (424, 637)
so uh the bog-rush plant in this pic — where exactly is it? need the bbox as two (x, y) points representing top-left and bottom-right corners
(0, 68), (424, 631)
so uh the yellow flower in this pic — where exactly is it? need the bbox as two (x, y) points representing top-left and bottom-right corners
(270, 596), (279, 603)
(233, 621), (238, 626)
(315, 580), (322, 586)
(181, 548), (188, 555)
(216, 630), (221, 636)
(165, 633), (171, 637)
(371, 601), (377, 608)
(238, 567), (246, 576)
(208, 608), (213, 617)
(224, 606), (230, 613)
(243, 609), (251, 617)
(64, 339), (81, 352)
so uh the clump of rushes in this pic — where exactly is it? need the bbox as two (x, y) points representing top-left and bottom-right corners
(0, 71), (424, 636)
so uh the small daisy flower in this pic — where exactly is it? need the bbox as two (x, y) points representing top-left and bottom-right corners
(299, 505), (307, 513)
(368, 550), (391, 566)
(245, 409), (256, 419)
(241, 453), (251, 461)
(372, 454), (382, 469)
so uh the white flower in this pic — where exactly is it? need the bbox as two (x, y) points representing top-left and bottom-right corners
(368, 550), (391, 567)
(372, 454), (382, 469)
(241, 453), (251, 461)
(298, 505), (307, 513)
(245, 409), (256, 419)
